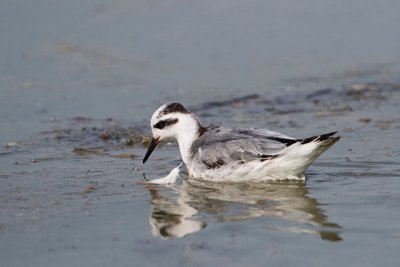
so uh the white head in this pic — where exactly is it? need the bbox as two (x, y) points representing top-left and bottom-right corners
(143, 103), (206, 164)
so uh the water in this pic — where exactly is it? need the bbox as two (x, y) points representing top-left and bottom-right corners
(1, 1), (400, 266)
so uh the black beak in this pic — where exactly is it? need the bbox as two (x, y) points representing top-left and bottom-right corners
(143, 138), (159, 164)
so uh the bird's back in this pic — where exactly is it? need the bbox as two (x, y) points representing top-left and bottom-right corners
(187, 126), (340, 181)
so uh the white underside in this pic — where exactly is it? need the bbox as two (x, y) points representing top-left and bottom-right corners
(186, 139), (338, 182)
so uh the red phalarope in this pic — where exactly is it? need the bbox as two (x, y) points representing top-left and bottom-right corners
(143, 103), (340, 181)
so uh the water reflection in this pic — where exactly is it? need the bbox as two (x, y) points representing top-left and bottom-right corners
(144, 179), (342, 242)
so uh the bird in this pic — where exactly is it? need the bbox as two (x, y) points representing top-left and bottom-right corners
(143, 103), (340, 182)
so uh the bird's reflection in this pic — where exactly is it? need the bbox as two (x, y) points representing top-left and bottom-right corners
(144, 179), (342, 242)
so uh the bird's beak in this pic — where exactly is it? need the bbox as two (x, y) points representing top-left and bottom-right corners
(143, 137), (160, 164)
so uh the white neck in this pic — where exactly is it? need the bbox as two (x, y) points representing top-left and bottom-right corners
(177, 132), (197, 164)
(175, 115), (201, 164)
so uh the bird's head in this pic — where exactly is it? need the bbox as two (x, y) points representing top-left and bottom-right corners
(143, 103), (204, 164)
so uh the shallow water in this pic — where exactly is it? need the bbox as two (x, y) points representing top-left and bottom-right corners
(1, 82), (400, 266)
(1, 1), (400, 267)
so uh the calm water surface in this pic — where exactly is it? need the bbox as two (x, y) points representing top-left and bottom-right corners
(1, 1), (400, 266)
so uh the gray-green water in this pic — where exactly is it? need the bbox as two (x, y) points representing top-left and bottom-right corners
(1, 1), (400, 266)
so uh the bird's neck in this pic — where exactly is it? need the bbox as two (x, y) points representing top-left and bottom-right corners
(176, 119), (205, 164)
(177, 133), (196, 164)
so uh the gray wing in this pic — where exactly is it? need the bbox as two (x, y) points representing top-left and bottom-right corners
(190, 127), (297, 168)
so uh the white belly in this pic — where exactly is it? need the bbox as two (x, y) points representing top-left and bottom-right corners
(187, 160), (306, 182)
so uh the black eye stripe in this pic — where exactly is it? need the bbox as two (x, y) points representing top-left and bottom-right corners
(153, 118), (179, 129)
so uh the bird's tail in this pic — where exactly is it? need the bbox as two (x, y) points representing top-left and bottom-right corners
(293, 131), (341, 174)
(267, 132), (340, 179)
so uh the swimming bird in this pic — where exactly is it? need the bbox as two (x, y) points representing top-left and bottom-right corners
(143, 103), (340, 181)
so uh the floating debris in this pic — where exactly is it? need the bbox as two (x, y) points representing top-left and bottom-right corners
(5, 142), (19, 148)
(80, 184), (97, 194)
(359, 118), (372, 124)
(100, 132), (111, 140)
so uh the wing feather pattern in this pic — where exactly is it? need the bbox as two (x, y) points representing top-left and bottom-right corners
(190, 127), (296, 169)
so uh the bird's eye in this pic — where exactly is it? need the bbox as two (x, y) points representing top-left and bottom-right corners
(154, 121), (166, 129)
